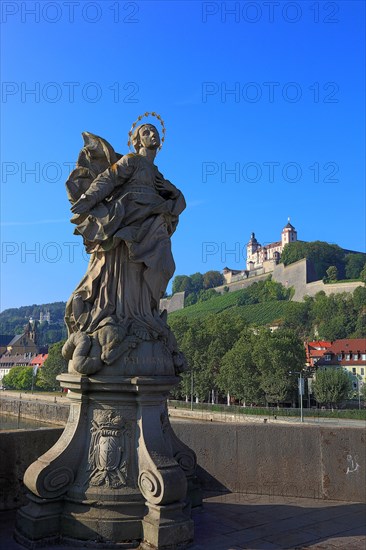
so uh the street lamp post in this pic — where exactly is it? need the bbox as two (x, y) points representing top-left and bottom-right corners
(290, 370), (304, 422)
(31, 365), (38, 394)
(298, 372), (304, 423)
(357, 377), (363, 411)
(190, 369), (194, 411)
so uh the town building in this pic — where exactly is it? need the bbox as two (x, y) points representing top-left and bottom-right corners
(305, 341), (332, 368)
(0, 335), (13, 355)
(6, 319), (38, 355)
(315, 339), (366, 386)
(0, 353), (35, 384)
(0, 320), (48, 385)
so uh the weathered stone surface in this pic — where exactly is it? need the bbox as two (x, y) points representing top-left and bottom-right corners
(62, 125), (187, 378)
(172, 422), (366, 503)
(0, 429), (62, 511)
(15, 374), (197, 547)
(15, 121), (198, 548)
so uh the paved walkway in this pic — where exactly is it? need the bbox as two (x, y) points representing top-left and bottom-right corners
(1, 492), (365, 549)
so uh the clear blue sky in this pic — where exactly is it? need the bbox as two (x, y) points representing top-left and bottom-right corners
(1, 0), (365, 311)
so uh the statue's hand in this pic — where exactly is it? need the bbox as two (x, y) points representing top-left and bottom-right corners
(71, 194), (96, 214)
(154, 174), (166, 192)
(155, 175), (179, 200)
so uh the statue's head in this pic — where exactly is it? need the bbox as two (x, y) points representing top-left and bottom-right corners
(132, 124), (160, 153)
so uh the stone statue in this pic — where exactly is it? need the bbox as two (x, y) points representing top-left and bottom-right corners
(15, 115), (199, 549)
(62, 120), (187, 376)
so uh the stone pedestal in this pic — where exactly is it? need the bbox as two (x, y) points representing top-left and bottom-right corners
(15, 373), (200, 549)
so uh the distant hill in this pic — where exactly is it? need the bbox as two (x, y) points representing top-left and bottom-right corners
(0, 302), (67, 345)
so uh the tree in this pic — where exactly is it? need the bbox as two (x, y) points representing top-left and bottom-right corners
(312, 367), (353, 409)
(360, 263), (366, 284)
(253, 328), (305, 406)
(36, 340), (67, 390)
(310, 292), (357, 340)
(2, 366), (33, 390)
(203, 271), (224, 289)
(189, 272), (204, 293)
(217, 331), (264, 405)
(172, 275), (192, 294)
(238, 277), (292, 306)
(360, 382), (366, 403)
(345, 254), (366, 279)
(283, 301), (312, 339)
(352, 286), (366, 308)
(280, 241), (345, 280)
(352, 311), (366, 338)
(279, 241), (308, 266)
(196, 289), (219, 303)
(184, 293), (198, 307)
(324, 265), (338, 283)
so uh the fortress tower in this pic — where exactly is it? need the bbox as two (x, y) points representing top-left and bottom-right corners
(281, 219), (297, 247)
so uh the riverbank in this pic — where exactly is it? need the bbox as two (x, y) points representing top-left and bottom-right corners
(1, 391), (365, 428)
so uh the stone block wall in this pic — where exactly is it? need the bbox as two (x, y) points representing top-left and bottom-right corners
(159, 291), (186, 313)
(173, 422), (366, 503)
(0, 428), (63, 510)
(1, 407), (365, 510)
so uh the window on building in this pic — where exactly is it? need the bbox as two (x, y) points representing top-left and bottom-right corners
(352, 368), (356, 374)
(324, 354), (331, 361)
(345, 354), (350, 361)
(337, 354), (342, 361)
(361, 354), (366, 360)
(361, 368), (365, 376)
(354, 353), (359, 361)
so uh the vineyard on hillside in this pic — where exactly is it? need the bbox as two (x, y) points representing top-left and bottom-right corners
(169, 289), (303, 325)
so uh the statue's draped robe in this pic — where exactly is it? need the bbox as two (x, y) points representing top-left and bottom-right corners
(65, 153), (185, 346)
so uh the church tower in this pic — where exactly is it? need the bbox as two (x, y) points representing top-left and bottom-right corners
(25, 318), (37, 345)
(281, 219), (297, 248)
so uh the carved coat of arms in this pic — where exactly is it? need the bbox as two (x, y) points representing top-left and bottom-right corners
(87, 410), (130, 488)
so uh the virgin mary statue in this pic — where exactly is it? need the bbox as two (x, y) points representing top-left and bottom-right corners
(62, 119), (187, 377)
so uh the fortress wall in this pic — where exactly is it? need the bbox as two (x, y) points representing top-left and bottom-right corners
(305, 280), (363, 299)
(216, 259), (309, 300)
(272, 259), (309, 301)
(215, 273), (269, 294)
(159, 291), (185, 313)
(161, 260), (363, 311)
(220, 259), (363, 302)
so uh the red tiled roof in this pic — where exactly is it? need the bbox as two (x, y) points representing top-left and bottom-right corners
(30, 354), (48, 366)
(328, 339), (366, 354)
(309, 350), (328, 357)
(307, 341), (332, 348)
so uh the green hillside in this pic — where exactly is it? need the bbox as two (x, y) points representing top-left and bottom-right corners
(0, 302), (67, 345)
(169, 289), (302, 325)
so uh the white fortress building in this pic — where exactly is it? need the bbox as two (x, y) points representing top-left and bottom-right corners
(223, 220), (298, 284)
(246, 220), (297, 271)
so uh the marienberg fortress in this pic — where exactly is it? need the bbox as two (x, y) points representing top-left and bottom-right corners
(160, 221), (364, 313)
